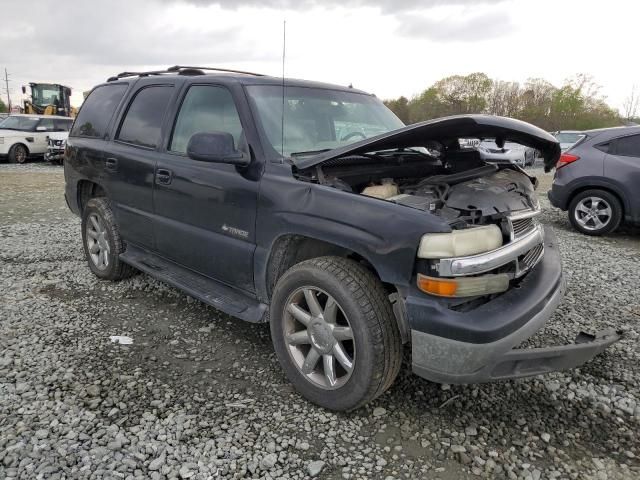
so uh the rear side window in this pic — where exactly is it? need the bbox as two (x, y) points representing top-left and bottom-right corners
(71, 84), (128, 138)
(170, 85), (243, 154)
(117, 86), (173, 149)
(38, 118), (55, 131)
(54, 119), (73, 132)
(614, 134), (640, 157)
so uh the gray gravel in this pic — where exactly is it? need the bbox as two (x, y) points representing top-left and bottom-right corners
(1, 163), (639, 479)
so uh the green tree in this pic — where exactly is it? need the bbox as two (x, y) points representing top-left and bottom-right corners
(0, 98), (7, 113)
(383, 96), (410, 123)
(384, 72), (622, 131)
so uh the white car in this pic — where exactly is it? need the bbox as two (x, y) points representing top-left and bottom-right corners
(0, 114), (73, 164)
(45, 131), (69, 164)
(477, 139), (536, 167)
(552, 130), (585, 152)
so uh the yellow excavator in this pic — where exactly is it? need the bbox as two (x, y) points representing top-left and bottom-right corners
(22, 83), (78, 117)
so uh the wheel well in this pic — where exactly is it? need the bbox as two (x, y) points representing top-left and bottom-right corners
(265, 235), (408, 343)
(266, 235), (389, 298)
(569, 185), (625, 215)
(11, 143), (30, 155)
(77, 180), (107, 213)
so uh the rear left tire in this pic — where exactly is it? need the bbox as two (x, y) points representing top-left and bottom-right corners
(81, 197), (136, 280)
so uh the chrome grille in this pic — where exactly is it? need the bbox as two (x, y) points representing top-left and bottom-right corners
(516, 243), (544, 277)
(512, 217), (535, 237)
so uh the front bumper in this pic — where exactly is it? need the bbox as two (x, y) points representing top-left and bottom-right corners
(407, 228), (622, 383)
(45, 149), (64, 162)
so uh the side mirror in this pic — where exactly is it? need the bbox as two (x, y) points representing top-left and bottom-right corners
(186, 131), (250, 166)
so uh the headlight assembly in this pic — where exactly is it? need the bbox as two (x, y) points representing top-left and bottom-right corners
(417, 225), (503, 259)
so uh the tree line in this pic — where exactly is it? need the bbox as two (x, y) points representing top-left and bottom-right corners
(384, 72), (634, 131)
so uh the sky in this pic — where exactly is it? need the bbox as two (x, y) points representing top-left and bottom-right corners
(1, 0), (638, 113)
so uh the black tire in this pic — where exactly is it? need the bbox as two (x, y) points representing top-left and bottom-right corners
(81, 197), (136, 280)
(8, 144), (28, 164)
(270, 256), (402, 411)
(568, 189), (623, 236)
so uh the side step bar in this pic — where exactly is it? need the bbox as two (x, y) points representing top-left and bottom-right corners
(120, 245), (268, 323)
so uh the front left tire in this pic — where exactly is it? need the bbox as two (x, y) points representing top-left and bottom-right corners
(8, 144), (28, 164)
(270, 256), (402, 411)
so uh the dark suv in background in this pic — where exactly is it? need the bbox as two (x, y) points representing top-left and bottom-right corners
(63, 66), (620, 410)
(548, 126), (640, 235)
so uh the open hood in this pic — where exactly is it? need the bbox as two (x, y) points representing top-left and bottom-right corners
(294, 115), (561, 172)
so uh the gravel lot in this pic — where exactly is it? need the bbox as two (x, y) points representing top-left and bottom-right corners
(1, 163), (639, 480)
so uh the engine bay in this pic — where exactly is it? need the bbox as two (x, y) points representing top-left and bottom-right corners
(294, 148), (539, 228)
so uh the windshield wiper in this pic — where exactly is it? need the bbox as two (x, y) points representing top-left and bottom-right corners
(290, 148), (332, 158)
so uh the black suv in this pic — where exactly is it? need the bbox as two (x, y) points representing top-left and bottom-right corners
(64, 66), (620, 410)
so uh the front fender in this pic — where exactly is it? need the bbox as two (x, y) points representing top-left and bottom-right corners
(255, 168), (451, 297)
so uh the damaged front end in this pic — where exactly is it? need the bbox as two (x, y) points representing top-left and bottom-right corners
(292, 114), (622, 383)
(293, 115), (551, 301)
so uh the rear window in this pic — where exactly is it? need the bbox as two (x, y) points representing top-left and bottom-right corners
(70, 84), (128, 138)
(555, 132), (584, 144)
(614, 134), (640, 157)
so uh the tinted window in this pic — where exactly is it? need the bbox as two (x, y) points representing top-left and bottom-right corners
(38, 118), (55, 131)
(614, 134), (640, 157)
(71, 84), (128, 138)
(594, 142), (610, 153)
(54, 119), (73, 132)
(117, 86), (173, 149)
(0, 116), (39, 131)
(170, 85), (243, 154)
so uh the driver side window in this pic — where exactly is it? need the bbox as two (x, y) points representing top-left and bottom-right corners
(170, 85), (243, 155)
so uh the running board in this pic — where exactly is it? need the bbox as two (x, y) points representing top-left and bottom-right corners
(120, 246), (267, 323)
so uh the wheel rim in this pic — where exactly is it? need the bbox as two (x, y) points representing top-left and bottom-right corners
(15, 146), (27, 163)
(283, 287), (355, 390)
(86, 213), (111, 270)
(574, 196), (612, 231)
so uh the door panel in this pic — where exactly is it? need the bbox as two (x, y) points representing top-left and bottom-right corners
(605, 134), (640, 220)
(153, 159), (258, 291)
(104, 142), (157, 248)
(104, 84), (175, 249)
(152, 84), (259, 292)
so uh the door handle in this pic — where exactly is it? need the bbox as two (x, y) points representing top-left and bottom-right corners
(156, 168), (173, 185)
(105, 157), (118, 172)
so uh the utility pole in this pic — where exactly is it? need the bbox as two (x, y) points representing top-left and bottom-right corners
(3, 68), (11, 114)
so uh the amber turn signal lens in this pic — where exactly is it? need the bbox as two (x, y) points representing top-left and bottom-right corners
(417, 273), (510, 298)
(417, 274), (458, 297)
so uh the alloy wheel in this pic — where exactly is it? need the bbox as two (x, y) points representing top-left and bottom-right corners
(85, 213), (111, 270)
(283, 287), (355, 390)
(574, 196), (612, 231)
(15, 145), (27, 163)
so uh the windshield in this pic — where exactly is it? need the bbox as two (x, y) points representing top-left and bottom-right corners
(0, 116), (40, 131)
(32, 84), (62, 107)
(246, 85), (404, 157)
(555, 132), (584, 144)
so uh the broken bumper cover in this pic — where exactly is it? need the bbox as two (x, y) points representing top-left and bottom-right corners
(406, 228), (622, 383)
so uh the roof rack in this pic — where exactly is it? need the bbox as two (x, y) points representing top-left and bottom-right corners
(107, 65), (265, 82)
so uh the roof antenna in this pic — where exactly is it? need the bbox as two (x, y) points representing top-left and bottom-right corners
(281, 19), (286, 159)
